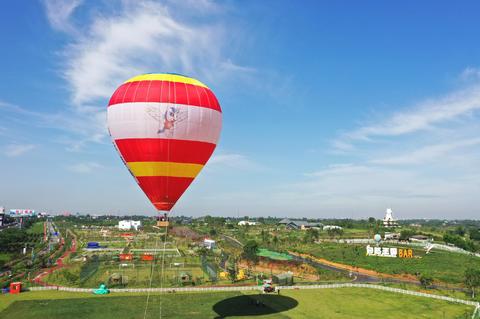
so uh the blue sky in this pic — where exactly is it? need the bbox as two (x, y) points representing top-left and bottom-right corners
(1, 0), (480, 219)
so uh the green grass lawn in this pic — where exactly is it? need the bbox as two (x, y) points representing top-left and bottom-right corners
(0, 288), (474, 318)
(44, 258), (207, 288)
(0, 252), (12, 265)
(27, 222), (45, 235)
(298, 243), (480, 284)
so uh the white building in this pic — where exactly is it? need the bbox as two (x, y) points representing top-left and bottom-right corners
(118, 220), (142, 231)
(383, 208), (398, 228)
(238, 220), (257, 226)
(384, 232), (400, 240)
(203, 238), (216, 250)
(323, 225), (342, 231)
(0, 206), (4, 227)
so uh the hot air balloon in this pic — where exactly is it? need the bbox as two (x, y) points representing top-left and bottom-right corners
(107, 73), (222, 222)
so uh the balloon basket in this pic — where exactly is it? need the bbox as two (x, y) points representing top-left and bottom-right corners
(157, 221), (169, 227)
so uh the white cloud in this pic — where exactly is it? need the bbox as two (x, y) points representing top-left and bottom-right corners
(0, 100), (106, 152)
(4, 144), (36, 157)
(62, 0), (245, 105)
(37, 0), (253, 151)
(334, 81), (480, 150)
(371, 138), (480, 165)
(67, 161), (102, 173)
(271, 160), (480, 218)
(208, 153), (260, 170)
(309, 68), (480, 217)
(43, 0), (83, 33)
(460, 67), (480, 82)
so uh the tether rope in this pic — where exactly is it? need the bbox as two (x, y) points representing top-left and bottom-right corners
(158, 213), (171, 319)
(143, 218), (162, 319)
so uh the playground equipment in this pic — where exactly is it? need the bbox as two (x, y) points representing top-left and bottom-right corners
(262, 279), (279, 294)
(219, 271), (228, 280)
(87, 242), (101, 249)
(93, 283), (110, 295)
(236, 269), (246, 280)
(9, 282), (21, 294)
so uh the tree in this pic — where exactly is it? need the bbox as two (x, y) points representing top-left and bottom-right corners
(227, 257), (238, 283)
(419, 274), (433, 289)
(0, 228), (30, 253)
(209, 228), (217, 237)
(454, 226), (466, 237)
(443, 233), (478, 252)
(242, 240), (259, 264)
(303, 228), (320, 243)
(272, 235), (279, 247)
(261, 229), (269, 243)
(399, 229), (415, 241)
(464, 267), (480, 298)
(327, 228), (343, 239)
(469, 228), (480, 241)
(197, 247), (208, 257)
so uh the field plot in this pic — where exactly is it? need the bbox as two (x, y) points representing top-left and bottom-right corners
(0, 288), (475, 318)
(300, 243), (480, 284)
(42, 228), (209, 288)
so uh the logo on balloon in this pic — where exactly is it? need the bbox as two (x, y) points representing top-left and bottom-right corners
(146, 105), (185, 135)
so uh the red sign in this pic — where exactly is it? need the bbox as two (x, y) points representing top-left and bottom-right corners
(119, 253), (133, 261)
(141, 254), (154, 261)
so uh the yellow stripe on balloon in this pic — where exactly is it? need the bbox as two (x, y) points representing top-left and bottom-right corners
(124, 74), (208, 88)
(127, 161), (204, 178)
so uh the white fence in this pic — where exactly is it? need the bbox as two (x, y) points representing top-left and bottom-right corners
(28, 283), (480, 306)
(325, 239), (480, 258)
(28, 283), (480, 317)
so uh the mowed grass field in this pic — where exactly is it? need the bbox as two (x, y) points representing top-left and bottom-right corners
(301, 243), (480, 284)
(0, 288), (475, 318)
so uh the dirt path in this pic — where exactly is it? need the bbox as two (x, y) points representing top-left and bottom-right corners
(289, 252), (418, 282)
(238, 260), (319, 281)
(33, 229), (77, 286)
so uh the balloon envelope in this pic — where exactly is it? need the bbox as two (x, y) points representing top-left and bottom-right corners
(107, 73), (222, 211)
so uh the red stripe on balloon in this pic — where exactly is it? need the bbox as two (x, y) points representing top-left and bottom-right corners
(136, 176), (194, 211)
(108, 80), (221, 112)
(115, 139), (216, 164)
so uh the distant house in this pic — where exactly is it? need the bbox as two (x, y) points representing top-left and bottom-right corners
(118, 220), (142, 231)
(203, 238), (216, 250)
(409, 235), (431, 242)
(323, 225), (342, 231)
(384, 232), (400, 240)
(278, 218), (291, 225)
(286, 220), (322, 230)
(178, 217), (193, 225)
(238, 220), (257, 226)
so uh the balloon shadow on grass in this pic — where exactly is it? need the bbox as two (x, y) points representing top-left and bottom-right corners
(213, 293), (298, 318)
